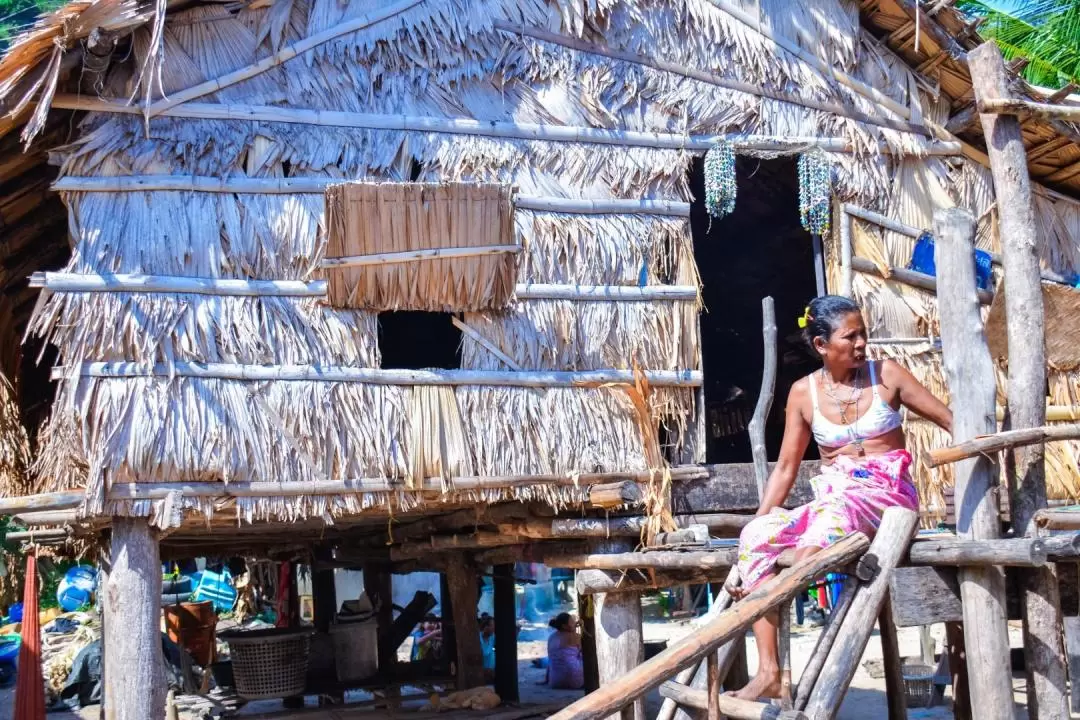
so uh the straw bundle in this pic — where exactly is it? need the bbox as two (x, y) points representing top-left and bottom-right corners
(324, 183), (518, 311)
(407, 386), (473, 490)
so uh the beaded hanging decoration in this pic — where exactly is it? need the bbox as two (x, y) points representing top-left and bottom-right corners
(798, 151), (832, 235)
(704, 141), (736, 219)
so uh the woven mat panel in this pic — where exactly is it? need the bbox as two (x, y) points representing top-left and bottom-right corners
(325, 182), (517, 311)
(986, 280), (1080, 371)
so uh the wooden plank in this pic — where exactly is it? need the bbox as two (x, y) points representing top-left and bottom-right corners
(803, 508), (919, 720)
(670, 463), (816, 515)
(545, 533), (870, 720)
(971, 42), (1068, 720)
(933, 205), (1016, 718)
(104, 518), (165, 719)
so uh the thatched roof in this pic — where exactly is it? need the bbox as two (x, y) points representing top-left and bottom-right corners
(2, 0), (1080, 531)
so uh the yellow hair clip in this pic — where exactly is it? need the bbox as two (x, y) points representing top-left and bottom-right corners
(797, 307), (812, 329)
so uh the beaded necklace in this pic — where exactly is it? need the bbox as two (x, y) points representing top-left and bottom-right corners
(704, 141), (736, 219)
(798, 151), (832, 235)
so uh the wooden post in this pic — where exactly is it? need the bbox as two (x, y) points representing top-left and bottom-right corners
(803, 508), (918, 719)
(365, 564), (397, 680)
(594, 541), (645, 720)
(933, 205), (1016, 719)
(749, 297), (777, 498)
(970, 41), (1068, 720)
(579, 593), (600, 693)
(794, 579), (855, 710)
(878, 594), (908, 720)
(706, 651), (721, 720)
(104, 518), (165, 720)
(312, 547), (337, 633)
(445, 556), (485, 689)
(1064, 615), (1080, 714)
(778, 602), (792, 709)
(945, 622), (972, 720)
(494, 564), (519, 702)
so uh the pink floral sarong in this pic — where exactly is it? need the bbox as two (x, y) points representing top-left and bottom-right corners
(735, 449), (918, 591)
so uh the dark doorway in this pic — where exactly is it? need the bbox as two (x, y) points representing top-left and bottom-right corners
(690, 155), (821, 464)
(378, 312), (462, 369)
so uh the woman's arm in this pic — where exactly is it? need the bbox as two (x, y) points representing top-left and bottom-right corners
(756, 380), (813, 516)
(881, 359), (953, 434)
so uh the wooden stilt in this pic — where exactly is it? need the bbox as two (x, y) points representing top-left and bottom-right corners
(440, 572), (458, 673)
(594, 541), (645, 720)
(803, 508), (919, 720)
(445, 556), (485, 689)
(580, 593), (600, 694)
(778, 601), (792, 709)
(312, 547), (337, 633)
(878, 594), (908, 720)
(706, 651), (721, 720)
(1064, 615), (1080, 714)
(365, 564), (398, 682)
(494, 564), (519, 702)
(104, 518), (165, 720)
(933, 205), (1016, 719)
(945, 622), (972, 720)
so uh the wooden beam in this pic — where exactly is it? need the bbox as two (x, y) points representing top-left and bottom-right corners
(56, 361), (703, 388)
(593, 540), (645, 720)
(803, 508), (919, 720)
(545, 533), (870, 720)
(932, 205), (1016, 718)
(927, 423), (1080, 467)
(31, 271), (328, 297)
(104, 518), (165, 718)
(979, 97), (1080, 123)
(851, 255), (993, 303)
(0, 491), (84, 515)
(971, 43), (1068, 720)
(891, 0), (969, 61)
(908, 536), (1048, 567)
(445, 556), (485, 690)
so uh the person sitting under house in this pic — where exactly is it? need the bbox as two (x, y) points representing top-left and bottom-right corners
(540, 612), (584, 690)
(411, 614), (442, 662)
(479, 613), (496, 681)
(727, 295), (952, 701)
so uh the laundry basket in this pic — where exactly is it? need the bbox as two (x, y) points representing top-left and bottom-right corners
(329, 619), (378, 681)
(902, 663), (938, 708)
(220, 628), (312, 700)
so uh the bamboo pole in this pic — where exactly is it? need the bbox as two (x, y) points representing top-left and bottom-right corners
(850, 256), (994, 304)
(545, 533), (870, 720)
(31, 271), (328, 297)
(145, 0), (425, 116)
(50, 176), (693, 216)
(933, 206), (1015, 719)
(490, 23), (932, 139)
(979, 98), (1080, 122)
(53, 362), (703, 388)
(514, 285), (700, 301)
(927, 424), (1080, 467)
(48, 95), (964, 157)
(803, 508), (919, 720)
(971, 43), (1068, 720)
(840, 211), (853, 298)
(0, 490), (84, 515)
(322, 245), (521, 268)
(451, 317), (522, 371)
(748, 297), (777, 498)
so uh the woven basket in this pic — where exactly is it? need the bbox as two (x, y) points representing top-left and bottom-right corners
(220, 629), (312, 700)
(902, 663), (938, 708)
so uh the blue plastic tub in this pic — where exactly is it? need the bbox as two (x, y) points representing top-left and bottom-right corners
(0, 635), (20, 664)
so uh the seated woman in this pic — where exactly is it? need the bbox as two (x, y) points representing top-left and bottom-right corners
(728, 295), (952, 701)
(545, 613), (584, 690)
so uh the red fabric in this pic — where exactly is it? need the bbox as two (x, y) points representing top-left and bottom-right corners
(275, 561), (291, 628)
(13, 553), (44, 720)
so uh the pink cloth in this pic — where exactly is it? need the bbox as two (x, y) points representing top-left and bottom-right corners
(735, 449), (918, 591)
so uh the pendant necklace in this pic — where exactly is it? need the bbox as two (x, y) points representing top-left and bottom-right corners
(822, 367), (865, 455)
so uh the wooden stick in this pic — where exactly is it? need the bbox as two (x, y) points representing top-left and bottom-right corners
(1037, 533), (1080, 559)
(5, 528), (71, 541)
(549, 549), (740, 571)
(49, 95), (964, 157)
(778, 600), (792, 709)
(490, 23), (931, 138)
(50, 176), (693, 216)
(851, 256), (994, 304)
(927, 423), (1080, 467)
(575, 568), (736, 595)
(12, 510), (79, 526)
(706, 651), (720, 720)
(933, 205), (1016, 719)
(748, 297), (777, 498)
(1035, 511), (1080, 531)
(878, 594), (908, 720)
(979, 98), (1080, 122)
(840, 211), (853, 298)
(31, 271), (328, 297)
(53, 362), (703, 388)
(541, 513), (752, 539)
(658, 681), (805, 720)
(971, 43), (1068, 720)
(793, 579), (855, 710)
(908, 536), (1048, 567)
(451, 317), (522, 371)
(546, 533), (870, 720)
(322, 245), (520, 268)
(803, 508), (919, 720)
(0, 490), (84, 515)
(514, 284), (700, 302)
(145, 0), (425, 116)
(946, 622), (972, 720)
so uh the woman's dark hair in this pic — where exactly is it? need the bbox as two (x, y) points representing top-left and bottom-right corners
(801, 295), (861, 352)
(549, 612), (572, 631)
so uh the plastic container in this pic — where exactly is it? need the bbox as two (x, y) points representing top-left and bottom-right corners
(329, 619), (378, 681)
(902, 663), (939, 708)
(164, 600), (217, 667)
(192, 568), (237, 613)
(57, 566), (97, 612)
(0, 634), (19, 664)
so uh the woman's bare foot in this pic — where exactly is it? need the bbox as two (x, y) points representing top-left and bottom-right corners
(726, 667), (781, 701)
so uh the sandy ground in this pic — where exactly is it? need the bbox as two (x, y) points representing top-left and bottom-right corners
(0, 610), (1058, 719)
